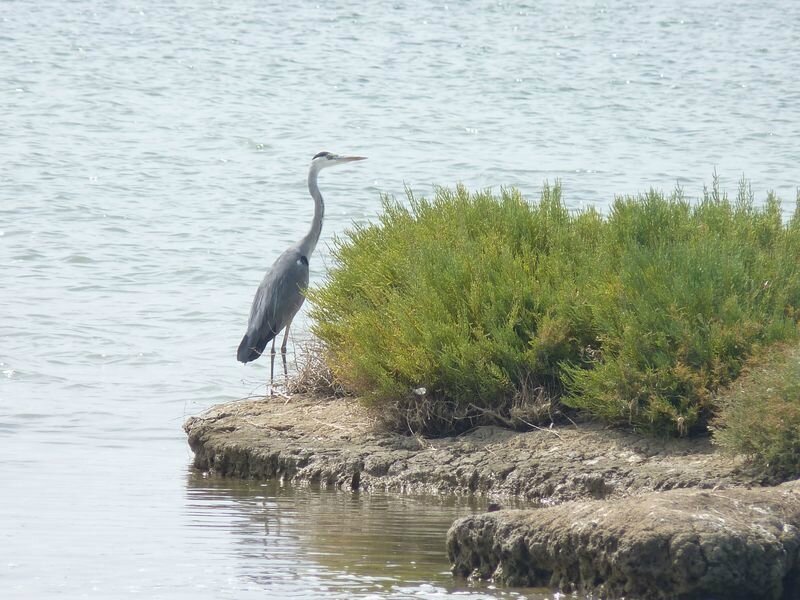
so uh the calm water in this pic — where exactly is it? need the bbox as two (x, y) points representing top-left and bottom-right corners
(2, 0), (799, 597)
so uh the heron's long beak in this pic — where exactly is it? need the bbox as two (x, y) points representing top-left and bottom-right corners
(338, 155), (367, 162)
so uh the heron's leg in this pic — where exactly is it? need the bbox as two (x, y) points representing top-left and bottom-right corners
(269, 336), (277, 396)
(280, 320), (292, 385)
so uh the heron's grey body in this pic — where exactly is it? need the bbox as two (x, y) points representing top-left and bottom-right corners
(236, 247), (309, 363)
(237, 152), (366, 386)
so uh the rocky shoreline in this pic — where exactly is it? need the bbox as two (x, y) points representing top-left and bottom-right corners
(448, 482), (800, 599)
(184, 395), (800, 598)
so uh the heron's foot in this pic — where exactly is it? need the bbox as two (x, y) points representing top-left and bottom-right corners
(266, 378), (291, 400)
(267, 380), (291, 401)
(272, 389), (292, 402)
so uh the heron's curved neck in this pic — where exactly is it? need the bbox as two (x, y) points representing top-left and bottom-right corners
(298, 167), (324, 258)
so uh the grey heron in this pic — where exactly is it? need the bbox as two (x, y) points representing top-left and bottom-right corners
(237, 151), (367, 391)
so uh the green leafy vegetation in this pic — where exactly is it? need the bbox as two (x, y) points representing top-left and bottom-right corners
(712, 344), (800, 479)
(308, 178), (800, 437)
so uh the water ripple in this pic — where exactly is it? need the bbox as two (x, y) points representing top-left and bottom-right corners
(2, 0), (799, 597)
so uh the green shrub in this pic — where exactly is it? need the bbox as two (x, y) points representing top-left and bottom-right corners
(309, 180), (800, 436)
(563, 180), (800, 434)
(310, 184), (600, 434)
(712, 344), (800, 479)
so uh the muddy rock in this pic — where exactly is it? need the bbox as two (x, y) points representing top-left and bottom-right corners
(447, 481), (800, 599)
(185, 395), (798, 597)
(184, 395), (756, 504)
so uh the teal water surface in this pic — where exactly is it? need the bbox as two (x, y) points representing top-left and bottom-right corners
(2, 0), (798, 597)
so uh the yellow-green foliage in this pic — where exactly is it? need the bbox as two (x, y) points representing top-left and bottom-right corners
(565, 180), (800, 434)
(712, 344), (800, 479)
(309, 179), (800, 436)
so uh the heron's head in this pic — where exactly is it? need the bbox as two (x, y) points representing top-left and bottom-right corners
(311, 151), (367, 172)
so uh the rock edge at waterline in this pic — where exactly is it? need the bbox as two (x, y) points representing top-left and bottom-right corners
(184, 395), (754, 503)
(184, 395), (798, 598)
(448, 482), (800, 600)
